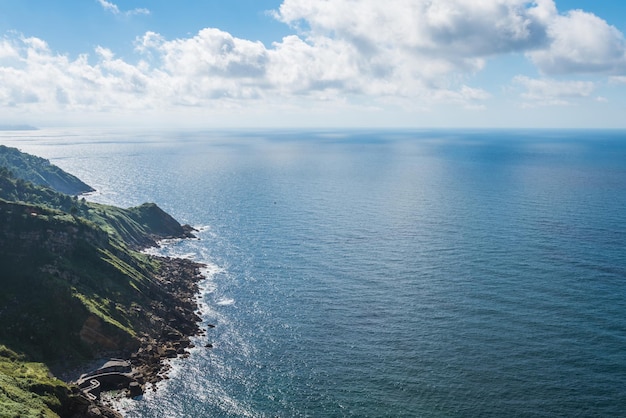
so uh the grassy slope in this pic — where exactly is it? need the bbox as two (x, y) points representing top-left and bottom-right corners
(0, 200), (168, 417)
(0, 150), (195, 417)
(0, 198), (164, 359)
(0, 145), (94, 195)
(0, 346), (73, 418)
(0, 168), (191, 250)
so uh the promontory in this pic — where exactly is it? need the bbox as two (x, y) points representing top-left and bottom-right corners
(0, 145), (206, 417)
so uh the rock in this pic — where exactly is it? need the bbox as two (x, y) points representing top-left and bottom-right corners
(87, 405), (103, 417)
(129, 381), (143, 397)
(163, 327), (182, 340)
(79, 315), (119, 350)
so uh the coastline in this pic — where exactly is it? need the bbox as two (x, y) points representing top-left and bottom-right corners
(0, 144), (212, 417)
(63, 254), (208, 417)
(128, 255), (206, 390)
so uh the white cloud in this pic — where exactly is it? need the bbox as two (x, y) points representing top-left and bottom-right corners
(266, 0), (550, 101)
(513, 75), (595, 106)
(0, 36), (154, 112)
(529, 9), (626, 74)
(96, 0), (150, 16)
(3, 0), (626, 126)
(135, 28), (269, 104)
(128, 8), (150, 16)
(0, 39), (19, 60)
(133, 26), (491, 106)
(97, 0), (120, 14)
(274, 0), (626, 78)
(274, 0), (554, 57)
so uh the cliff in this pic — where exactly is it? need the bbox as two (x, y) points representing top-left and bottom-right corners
(0, 145), (94, 195)
(0, 148), (204, 417)
(0, 166), (195, 250)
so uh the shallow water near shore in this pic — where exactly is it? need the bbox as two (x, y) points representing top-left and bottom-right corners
(3, 129), (626, 417)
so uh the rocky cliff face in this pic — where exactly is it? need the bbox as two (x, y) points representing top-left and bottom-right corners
(0, 199), (132, 358)
(0, 147), (204, 417)
(0, 200), (109, 260)
(95, 202), (196, 250)
(0, 166), (195, 251)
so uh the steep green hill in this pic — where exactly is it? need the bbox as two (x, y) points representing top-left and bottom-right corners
(0, 345), (75, 418)
(0, 198), (149, 360)
(0, 167), (195, 250)
(0, 147), (201, 417)
(0, 145), (94, 195)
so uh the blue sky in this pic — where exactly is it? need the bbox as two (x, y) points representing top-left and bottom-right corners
(1, 0), (626, 128)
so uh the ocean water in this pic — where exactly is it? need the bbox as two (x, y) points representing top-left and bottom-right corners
(2, 129), (626, 417)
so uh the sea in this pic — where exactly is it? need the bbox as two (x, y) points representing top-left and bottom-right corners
(2, 129), (626, 417)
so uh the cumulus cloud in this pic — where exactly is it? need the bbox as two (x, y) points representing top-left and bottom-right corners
(267, 0), (557, 101)
(529, 9), (626, 74)
(133, 25), (492, 105)
(274, 0), (554, 57)
(268, 0), (626, 102)
(135, 29), (269, 104)
(513, 75), (596, 106)
(268, 0), (557, 98)
(2, 0), (626, 123)
(272, 0), (626, 78)
(0, 35), (154, 112)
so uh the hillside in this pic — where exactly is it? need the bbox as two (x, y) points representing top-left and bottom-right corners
(0, 145), (94, 195)
(0, 148), (204, 417)
(0, 166), (195, 250)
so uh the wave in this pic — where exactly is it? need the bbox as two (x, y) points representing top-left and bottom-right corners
(216, 297), (235, 306)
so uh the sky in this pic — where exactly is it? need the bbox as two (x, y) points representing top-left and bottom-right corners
(1, 0), (626, 128)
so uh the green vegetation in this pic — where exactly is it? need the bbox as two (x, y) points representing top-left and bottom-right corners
(0, 196), (171, 360)
(0, 166), (192, 250)
(0, 146), (196, 417)
(0, 145), (94, 195)
(0, 346), (73, 418)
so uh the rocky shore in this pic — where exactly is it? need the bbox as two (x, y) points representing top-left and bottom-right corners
(0, 146), (212, 417)
(129, 255), (206, 389)
(69, 255), (208, 417)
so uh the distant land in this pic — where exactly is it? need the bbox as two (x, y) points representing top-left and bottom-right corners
(0, 124), (38, 131)
(0, 145), (204, 417)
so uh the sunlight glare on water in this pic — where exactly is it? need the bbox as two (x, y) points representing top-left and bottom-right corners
(2, 129), (626, 417)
